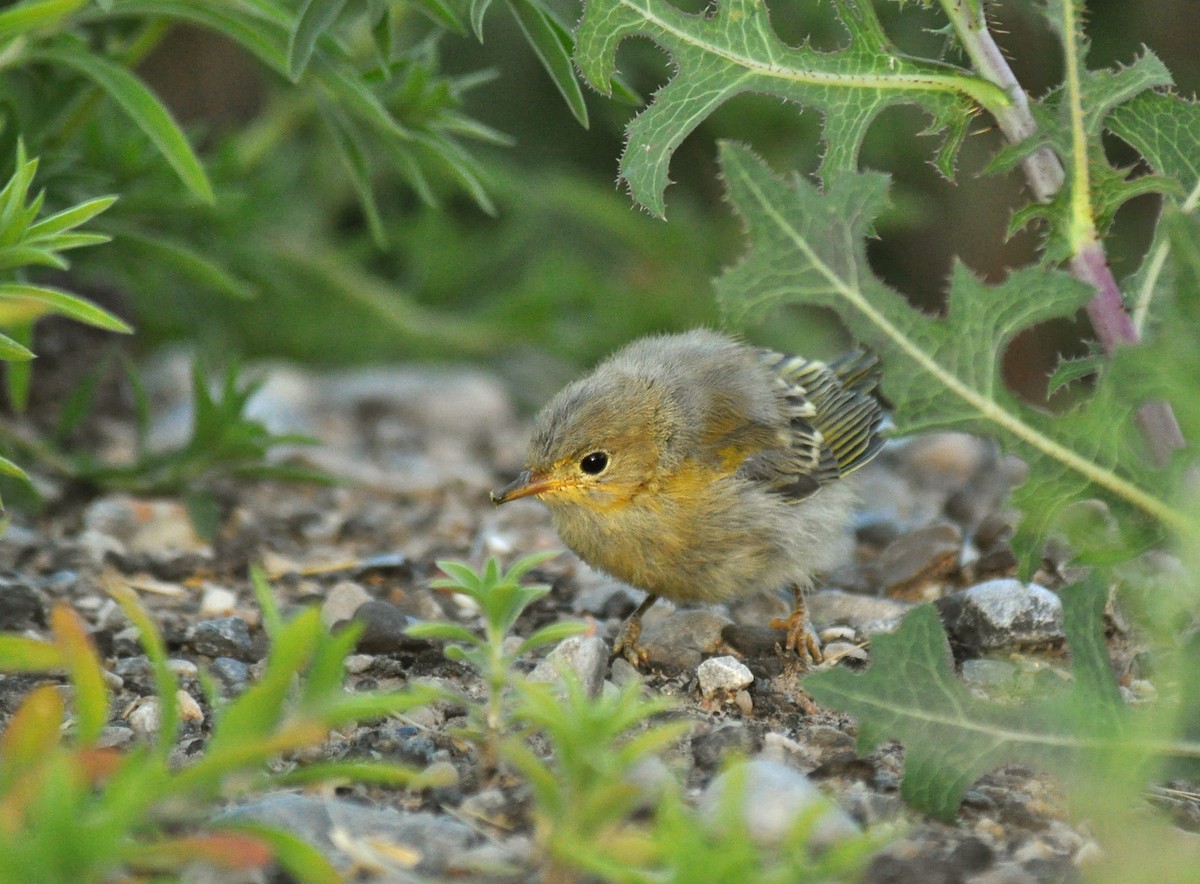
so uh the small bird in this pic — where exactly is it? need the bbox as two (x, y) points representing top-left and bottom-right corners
(491, 330), (884, 666)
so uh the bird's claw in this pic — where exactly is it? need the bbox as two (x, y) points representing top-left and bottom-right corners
(771, 607), (824, 667)
(611, 617), (649, 668)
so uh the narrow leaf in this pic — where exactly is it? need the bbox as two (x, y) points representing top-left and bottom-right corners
(288, 0), (349, 81)
(0, 283), (132, 331)
(506, 0), (587, 127)
(30, 48), (214, 203)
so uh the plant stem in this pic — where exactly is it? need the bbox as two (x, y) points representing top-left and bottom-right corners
(941, 0), (1185, 467)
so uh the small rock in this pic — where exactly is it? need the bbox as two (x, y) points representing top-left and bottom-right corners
(82, 494), (210, 556)
(937, 579), (1064, 652)
(960, 658), (1018, 689)
(460, 788), (519, 829)
(352, 600), (427, 654)
(697, 655), (753, 698)
(808, 589), (913, 631)
(209, 657), (251, 694)
(343, 654), (375, 674)
(166, 658), (199, 678)
(692, 724), (762, 772)
(189, 617), (256, 661)
(0, 580), (46, 630)
(321, 580), (373, 628)
(219, 793), (477, 876)
(528, 635), (609, 698)
(199, 585), (238, 617)
(97, 726), (136, 750)
(125, 697), (161, 740)
(640, 609), (733, 672)
(177, 689), (204, 724)
(700, 759), (860, 849)
(874, 523), (962, 601)
(609, 657), (641, 689)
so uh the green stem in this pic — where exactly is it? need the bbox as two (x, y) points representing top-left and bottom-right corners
(940, 0), (1186, 468)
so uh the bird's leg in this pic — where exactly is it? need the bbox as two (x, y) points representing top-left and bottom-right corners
(771, 584), (823, 665)
(611, 593), (659, 667)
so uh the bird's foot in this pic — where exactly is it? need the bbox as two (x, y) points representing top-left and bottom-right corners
(611, 615), (649, 668)
(770, 602), (823, 667)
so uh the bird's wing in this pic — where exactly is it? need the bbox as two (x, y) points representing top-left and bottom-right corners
(741, 349), (885, 502)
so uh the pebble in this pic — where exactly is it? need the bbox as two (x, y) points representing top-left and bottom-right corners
(177, 689), (204, 724)
(700, 759), (860, 850)
(0, 580), (46, 630)
(82, 494), (210, 556)
(874, 523), (962, 601)
(697, 655), (754, 698)
(125, 697), (161, 739)
(960, 658), (1019, 690)
(692, 723), (762, 772)
(209, 657), (251, 694)
(609, 657), (641, 689)
(97, 725), (136, 750)
(937, 579), (1064, 652)
(218, 793), (477, 876)
(639, 609), (733, 672)
(343, 654), (375, 674)
(527, 635), (609, 698)
(320, 580), (373, 628)
(189, 617), (256, 661)
(352, 600), (428, 654)
(199, 585), (238, 617)
(808, 588), (912, 630)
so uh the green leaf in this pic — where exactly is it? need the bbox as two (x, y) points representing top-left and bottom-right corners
(0, 283), (132, 331)
(50, 604), (109, 744)
(30, 47), (214, 203)
(713, 142), (1191, 547)
(506, 0), (587, 128)
(0, 0), (88, 42)
(469, 0), (493, 40)
(0, 330), (34, 360)
(516, 620), (587, 656)
(806, 578), (1139, 820)
(288, 0), (349, 82)
(0, 452), (29, 480)
(26, 195), (117, 239)
(572, 0), (1004, 216)
(0, 634), (62, 671)
(1045, 351), (1101, 397)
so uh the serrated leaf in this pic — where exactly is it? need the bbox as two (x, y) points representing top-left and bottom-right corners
(714, 142), (1191, 546)
(806, 579), (1135, 820)
(30, 47), (214, 203)
(573, 0), (1004, 216)
(1046, 351), (1101, 396)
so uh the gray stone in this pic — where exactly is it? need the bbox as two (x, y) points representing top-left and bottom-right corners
(700, 759), (860, 849)
(697, 655), (753, 698)
(873, 523), (962, 601)
(209, 657), (251, 694)
(640, 608), (733, 672)
(960, 658), (1018, 689)
(807, 589), (912, 630)
(189, 617), (255, 661)
(692, 724), (761, 772)
(528, 635), (609, 698)
(937, 579), (1064, 652)
(352, 600), (425, 654)
(219, 793), (477, 877)
(320, 580), (372, 628)
(0, 579), (46, 630)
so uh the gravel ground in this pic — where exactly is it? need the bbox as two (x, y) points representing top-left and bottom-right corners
(0, 352), (1182, 882)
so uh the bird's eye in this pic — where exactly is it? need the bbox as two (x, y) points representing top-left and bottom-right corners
(579, 451), (609, 475)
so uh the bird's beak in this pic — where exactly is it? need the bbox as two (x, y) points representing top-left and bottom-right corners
(490, 470), (562, 505)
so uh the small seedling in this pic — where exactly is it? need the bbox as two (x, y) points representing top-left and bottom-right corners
(407, 551), (585, 767)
